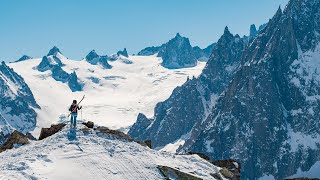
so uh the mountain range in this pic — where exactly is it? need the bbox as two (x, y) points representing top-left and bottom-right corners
(129, 0), (320, 179)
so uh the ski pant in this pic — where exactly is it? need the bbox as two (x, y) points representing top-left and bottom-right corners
(70, 113), (77, 127)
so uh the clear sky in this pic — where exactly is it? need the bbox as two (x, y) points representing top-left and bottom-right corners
(0, 0), (289, 62)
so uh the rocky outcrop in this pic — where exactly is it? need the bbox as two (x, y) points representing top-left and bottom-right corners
(117, 48), (129, 57)
(47, 46), (62, 56)
(38, 123), (66, 140)
(158, 33), (197, 69)
(51, 65), (70, 83)
(82, 121), (94, 128)
(85, 50), (112, 69)
(211, 160), (240, 179)
(158, 165), (202, 180)
(68, 72), (83, 92)
(0, 130), (29, 153)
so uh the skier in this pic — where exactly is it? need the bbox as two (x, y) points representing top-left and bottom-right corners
(69, 100), (82, 128)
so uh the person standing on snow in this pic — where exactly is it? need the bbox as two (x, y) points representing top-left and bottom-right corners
(69, 100), (82, 128)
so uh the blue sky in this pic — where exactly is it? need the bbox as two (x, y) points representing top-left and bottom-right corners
(0, 0), (288, 62)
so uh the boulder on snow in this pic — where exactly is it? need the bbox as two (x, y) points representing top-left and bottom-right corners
(158, 165), (202, 180)
(93, 126), (151, 148)
(95, 126), (132, 140)
(0, 130), (29, 153)
(38, 123), (66, 140)
(82, 121), (94, 128)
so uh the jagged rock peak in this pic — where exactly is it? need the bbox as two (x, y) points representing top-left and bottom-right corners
(16, 55), (32, 62)
(86, 50), (100, 60)
(47, 46), (62, 56)
(175, 33), (182, 38)
(249, 24), (258, 37)
(117, 48), (128, 57)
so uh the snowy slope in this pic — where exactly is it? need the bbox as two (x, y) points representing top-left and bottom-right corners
(0, 125), (221, 180)
(9, 55), (205, 136)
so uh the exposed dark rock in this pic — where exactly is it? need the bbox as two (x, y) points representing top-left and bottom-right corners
(144, 140), (152, 149)
(51, 65), (70, 83)
(26, 132), (37, 141)
(82, 121), (94, 128)
(38, 123), (66, 140)
(117, 48), (129, 57)
(211, 160), (240, 179)
(249, 24), (258, 37)
(158, 33), (197, 69)
(95, 126), (132, 140)
(68, 71), (83, 92)
(0, 62), (39, 145)
(0, 130), (29, 153)
(85, 50), (100, 65)
(15, 55), (32, 62)
(157, 165), (202, 180)
(47, 46), (62, 56)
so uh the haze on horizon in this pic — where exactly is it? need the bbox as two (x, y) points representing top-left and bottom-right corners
(0, 0), (288, 62)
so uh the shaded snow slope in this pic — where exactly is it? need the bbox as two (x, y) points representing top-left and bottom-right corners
(0, 125), (220, 180)
(9, 56), (205, 136)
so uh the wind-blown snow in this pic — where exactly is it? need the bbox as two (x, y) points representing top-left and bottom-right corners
(0, 125), (220, 180)
(9, 56), (205, 136)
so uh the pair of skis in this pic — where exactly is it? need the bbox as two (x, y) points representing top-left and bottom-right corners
(67, 95), (85, 118)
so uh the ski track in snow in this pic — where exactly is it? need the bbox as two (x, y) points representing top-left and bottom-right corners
(0, 125), (220, 180)
(9, 55), (205, 137)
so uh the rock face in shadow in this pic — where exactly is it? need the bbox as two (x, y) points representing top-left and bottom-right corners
(0, 130), (29, 153)
(0, 61), (40, 145)
(158, 165), (202, 180)
(131, 0), (320, 179)
(38, 123), (66, 140)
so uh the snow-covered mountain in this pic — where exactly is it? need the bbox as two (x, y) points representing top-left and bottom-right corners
(0, 61), (40, 144)
(9, 49), (205, 137)
(129, 0), (320, 179)
(129, 26), (246, 149)
(137, 33), (215, 67)
(0, 124), (226, 179)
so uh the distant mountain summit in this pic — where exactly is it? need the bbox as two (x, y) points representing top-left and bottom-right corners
(85, 50), (112, 69)
(15, 55), (32, 63)
(37, 47), (83, 92)
(158, 33), (197, 69)
(47, 46), (62, 56)
(137, 33), (215, 68)
(117, 48), (129, 57)
(0, 62), (39, 144)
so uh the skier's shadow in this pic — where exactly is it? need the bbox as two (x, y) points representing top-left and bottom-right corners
(67, 127), (77, 141)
